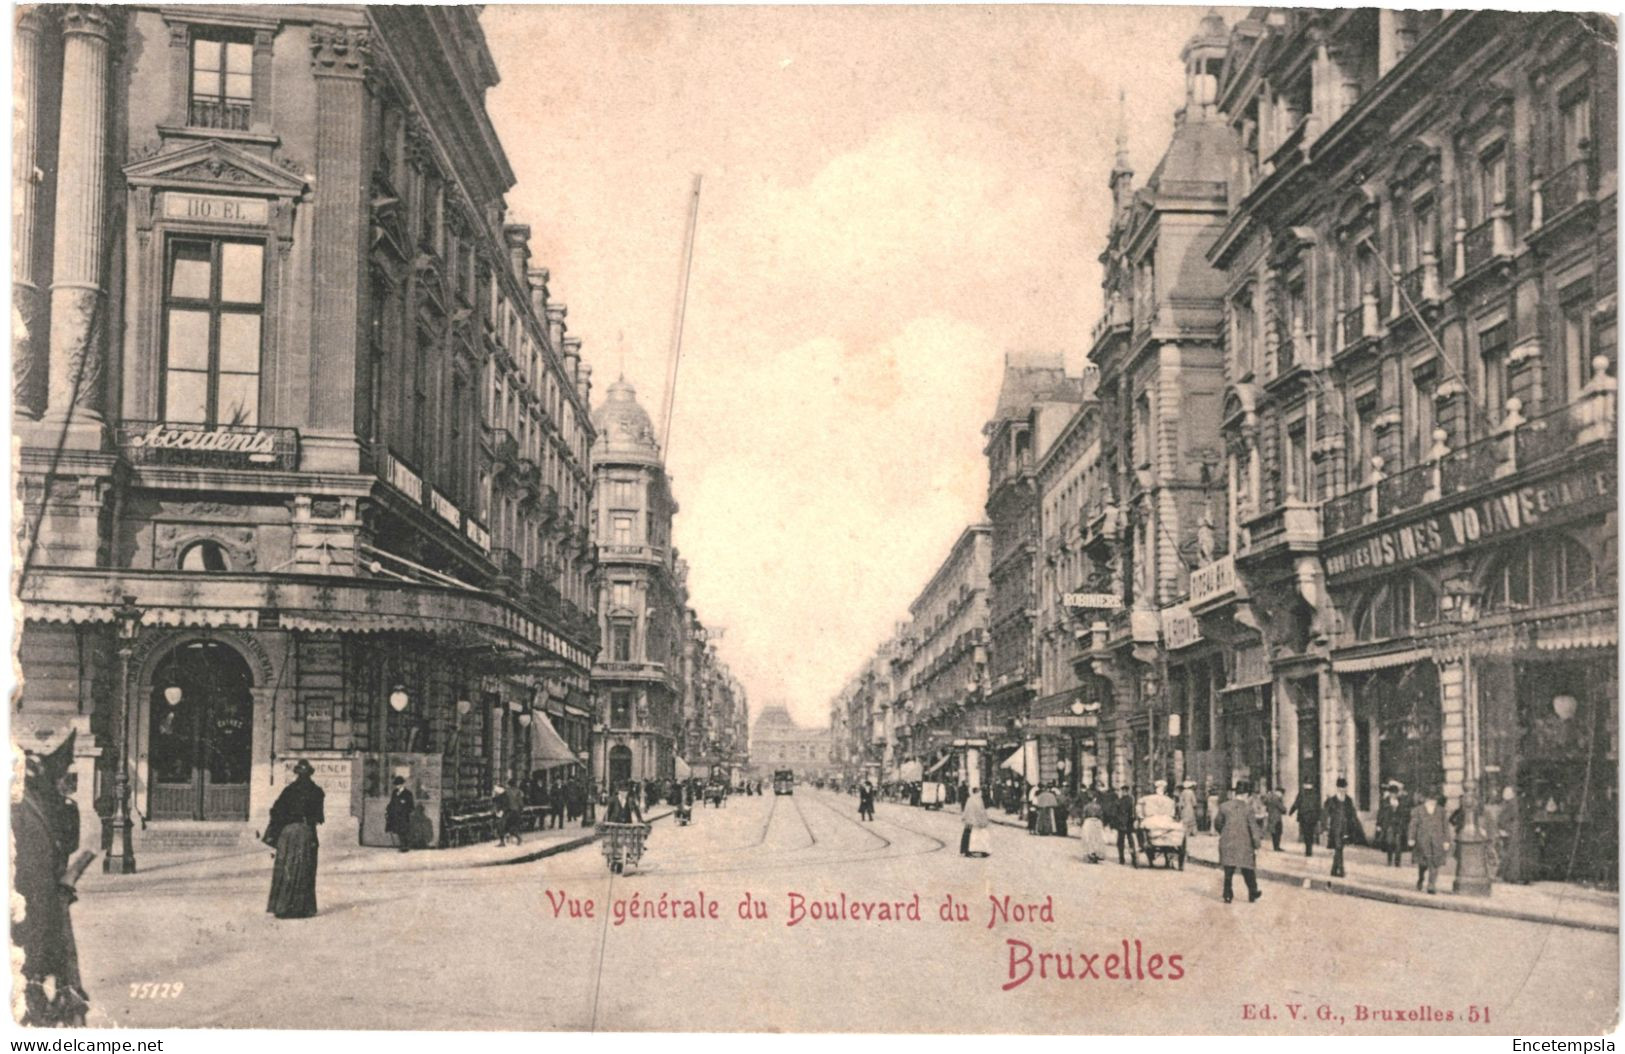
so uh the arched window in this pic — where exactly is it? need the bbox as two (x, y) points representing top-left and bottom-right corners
(179, 539), (230, 571)
(1353, 574), (1440, 641)
(1484, 538), (1600, 612)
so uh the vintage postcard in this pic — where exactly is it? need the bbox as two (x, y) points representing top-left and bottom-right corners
(6, 2), (1620, 1039)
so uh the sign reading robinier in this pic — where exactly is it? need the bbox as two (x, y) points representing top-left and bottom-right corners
(1063, 592), (1122, 610)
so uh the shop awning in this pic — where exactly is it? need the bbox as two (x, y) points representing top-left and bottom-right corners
(925, 753), (953, 776)
(675, 757), (692, 779)
(1331, 648), (1431, 674)
(1000, 740), (1041, 779)
(529, 712), (579, 768)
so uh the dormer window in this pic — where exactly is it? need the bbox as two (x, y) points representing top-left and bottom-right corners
(189, 31), (253, 131)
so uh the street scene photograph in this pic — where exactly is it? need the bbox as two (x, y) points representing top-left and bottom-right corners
(6, 1), (1620, 1039)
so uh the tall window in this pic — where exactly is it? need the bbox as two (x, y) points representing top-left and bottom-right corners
(163, 238), (264, 426)
(1474, 145), (1507, 225)
(611, 581), (633, 610)
(1478, 321), (1509, 426)
(612, 513), (634, 545)
(1405, 369), (1436, 465)
(1558, 85), (1592, 166)
(1351, 398), (1377, 488)
(1561, 282), (1595, 401)
(611, 622), (634, 663)
(1231, 288), (1257, 377)
(1285, 421), (1311, 500)
(189, 31), (252, 130)
(610, 690), (633, 728)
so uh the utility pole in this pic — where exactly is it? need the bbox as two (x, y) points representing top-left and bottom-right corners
(659, 174), (703, 457)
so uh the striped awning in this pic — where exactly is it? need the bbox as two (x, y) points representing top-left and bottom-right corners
(1331, 647), (1431, 674)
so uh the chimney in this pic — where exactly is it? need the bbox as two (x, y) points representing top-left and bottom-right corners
(577, 362), (593, 405)
(546, 303), (567, 353)
(503, 224), (531, 286)
(562, 336), (582, 385)
(527, 267), (550, 319)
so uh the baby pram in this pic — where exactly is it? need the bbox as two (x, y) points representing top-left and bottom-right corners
(1133, 813), (1187, 870)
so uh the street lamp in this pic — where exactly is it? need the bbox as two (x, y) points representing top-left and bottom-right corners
(105, 596), (142, 874)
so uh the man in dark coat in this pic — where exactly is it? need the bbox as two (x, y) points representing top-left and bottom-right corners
(1409, 790), (1452, 893)
(858, 780), (876, 821)
(1322, 777), (1364, 877)
(14, 742), (91, 1025)
(1215, 780), (1263, 903)
(1109, 786), (1136, 864)
(385, 776), (414, 852)
(1288, 781), (1321, 857)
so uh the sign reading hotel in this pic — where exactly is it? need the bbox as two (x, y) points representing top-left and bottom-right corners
(1324, 466), (1615, 577)
(163, 192), (269, 226)
(1063, 592), (1122, 610)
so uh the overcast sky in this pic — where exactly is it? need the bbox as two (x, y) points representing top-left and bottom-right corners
(483, 5), (1238, 729)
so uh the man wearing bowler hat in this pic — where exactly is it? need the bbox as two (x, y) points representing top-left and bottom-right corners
(1322, 776), (1364, 878)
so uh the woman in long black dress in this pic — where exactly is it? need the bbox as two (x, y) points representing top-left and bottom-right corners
(266, 760), (325, 919)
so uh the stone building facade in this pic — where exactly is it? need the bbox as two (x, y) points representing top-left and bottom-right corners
(14, 5), (599, 852)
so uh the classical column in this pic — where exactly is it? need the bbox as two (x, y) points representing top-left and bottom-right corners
(13, 7), (50, 420)
(43, 4), (118, 437)
(305, 23), (371, 472)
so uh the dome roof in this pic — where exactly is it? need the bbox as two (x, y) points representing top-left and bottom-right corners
(591, 377), (662, 459)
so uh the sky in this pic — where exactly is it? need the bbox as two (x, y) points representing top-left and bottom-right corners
(482, 5), (1241, 729)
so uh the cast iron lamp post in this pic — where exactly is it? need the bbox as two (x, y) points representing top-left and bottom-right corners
(105, 596), (142, 874)
(1444, 572), (1492, 896)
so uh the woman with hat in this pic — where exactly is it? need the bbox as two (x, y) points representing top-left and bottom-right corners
(1376, 781), (1409, 867)
(266, 760), (325, 919)
(1176, 780), (1200, 840)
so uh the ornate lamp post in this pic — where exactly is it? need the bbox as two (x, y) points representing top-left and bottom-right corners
(105, 596), (142, 874)
(1443, 571), (1492, 896)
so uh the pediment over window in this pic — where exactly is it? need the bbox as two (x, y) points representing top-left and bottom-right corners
(1392, 138), (1443, 191)
(123, 139), (307, 199)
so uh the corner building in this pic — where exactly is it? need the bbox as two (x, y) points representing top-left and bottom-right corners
(14, 5), (598, 851)
(590, 379), (685, 788)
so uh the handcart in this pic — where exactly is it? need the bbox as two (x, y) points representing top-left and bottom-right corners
(599, 821), (651, 874)
(1133, 814), (1187, 870)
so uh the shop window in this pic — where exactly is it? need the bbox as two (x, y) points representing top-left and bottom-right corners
(189, 30), (253, 131)
(179, 540), (230, 571)
(1485, 538), (1599, 612)
(163, 237), (264, 426)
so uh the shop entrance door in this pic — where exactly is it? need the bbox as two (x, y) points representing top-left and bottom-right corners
(148, 641), (254, 821)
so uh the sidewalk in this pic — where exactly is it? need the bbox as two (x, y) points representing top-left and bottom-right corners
(985, 809), (1617, 933)
(79, 809), (672, 894)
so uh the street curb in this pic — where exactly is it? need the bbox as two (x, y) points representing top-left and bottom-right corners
(1180, 853), (1620, 934)
(489, 808), (674, 867)
(988, 812), (1616, 934)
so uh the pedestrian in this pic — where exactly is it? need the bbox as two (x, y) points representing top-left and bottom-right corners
(1322, 777), (1363, 878)
(550, 777), (568, 830)
(1035, 784), (1060, 836)
(960, 787), (991, 857)
(1205, 783), (1221, 835)
(266, 759), (325, 919)
(1176, 780), (1199, 840)
(1110, 785), (1136, 864)
(385, 776), (415, 853)
(605, 781), (645, 823)
(1025, 782), (1040, 834)
(14, 741), (92, 1025)
(858, 780), (876, 821)
(1376, 781), (1408, 867)
(1288, 780), (1321, 857)
(1078, 794), (1108, 864)
(1264, 786), (1286, 851)
(495, 781), (524, 846)
(1408, 789), (1451, 894)
(1496, 785), (1526, 884)
(1215, 780), (1263, 904)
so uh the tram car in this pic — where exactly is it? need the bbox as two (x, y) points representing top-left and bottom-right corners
(773, 769), (795, 796)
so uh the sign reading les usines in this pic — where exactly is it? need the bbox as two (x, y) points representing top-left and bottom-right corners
(1324, 465), (1615, 577)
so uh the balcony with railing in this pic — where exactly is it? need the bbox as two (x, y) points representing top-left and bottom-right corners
(484, 424), (518, 465)
(1321, 368), (1617, 539)
(189, 97), (250, 131)
(1533, 158), (1594, 230)
(1237, 498), (1322, 560)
